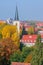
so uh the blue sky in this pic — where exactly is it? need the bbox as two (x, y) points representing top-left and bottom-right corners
(0, 0), (43, 21)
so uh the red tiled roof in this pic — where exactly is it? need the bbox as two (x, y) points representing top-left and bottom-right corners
(21, 35), (37, 43)
(21, 35), (43, 43)
(11, 62), (31, 65)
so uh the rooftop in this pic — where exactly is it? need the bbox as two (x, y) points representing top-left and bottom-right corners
(11, 62), (31, 65)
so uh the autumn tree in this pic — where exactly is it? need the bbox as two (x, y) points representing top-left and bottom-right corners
(11, 32), (20, 48)
(2, 25), (17, 38)
(31, 35), (43, 65)
(0, 38), (18, 65)
(2, 25), (20, 48)
(0, 23), (7, 39)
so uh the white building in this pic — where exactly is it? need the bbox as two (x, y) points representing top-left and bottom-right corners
(13, 21), (20, 33)
(6, 6), (20, 33)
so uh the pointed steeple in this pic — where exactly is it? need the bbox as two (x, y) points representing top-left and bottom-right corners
(15, 5), (19, 21)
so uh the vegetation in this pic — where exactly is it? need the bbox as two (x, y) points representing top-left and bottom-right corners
(20, 26), (28, 39)
(0, 38), (19, 65)
(10, 50), (21, 62)
(20, 47), (33, 62)
(0, 22), (43, 65)
(24, 53), (32, 63)
(10, 47), (33, 62)
(28, 26), (34, 34)
(31, 35), (43, 65)
(0, 23), (19, 65)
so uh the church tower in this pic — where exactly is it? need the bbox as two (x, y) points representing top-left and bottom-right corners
(15, 5), (19, 20)
(13, 5), (20, 33)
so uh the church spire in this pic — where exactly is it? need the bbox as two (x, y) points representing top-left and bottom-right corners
(15, 5), (19, 21)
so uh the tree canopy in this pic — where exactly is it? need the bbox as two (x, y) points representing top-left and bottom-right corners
(31, 35), (43, 65)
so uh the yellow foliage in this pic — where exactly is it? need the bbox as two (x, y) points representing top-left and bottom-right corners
(11, 32), (20, 48)
(0, 23), (6, 34)
(0, 29), (2, 33)
(2, 24), (20, 48)
(5, 32), (10, 38)
(2, 25), (17, 38)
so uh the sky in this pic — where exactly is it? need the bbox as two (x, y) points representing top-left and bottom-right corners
(0, 0), (43, 21)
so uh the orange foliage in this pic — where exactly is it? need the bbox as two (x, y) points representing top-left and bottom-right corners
(0, 38), (19, 60)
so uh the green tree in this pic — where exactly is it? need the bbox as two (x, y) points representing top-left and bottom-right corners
(20, 47), (32, 62)
(10, 47), (33, 62)
(31, 35), (43, 65)
(20, 42), (24, 51)
(10, 50), (21, 62)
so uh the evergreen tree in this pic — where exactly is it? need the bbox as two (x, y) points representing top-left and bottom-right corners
(20, 26), (28, 39)
(20, 42), (24, 51)
(31, 35), (43, 65)
(22, 26), (28, 35)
